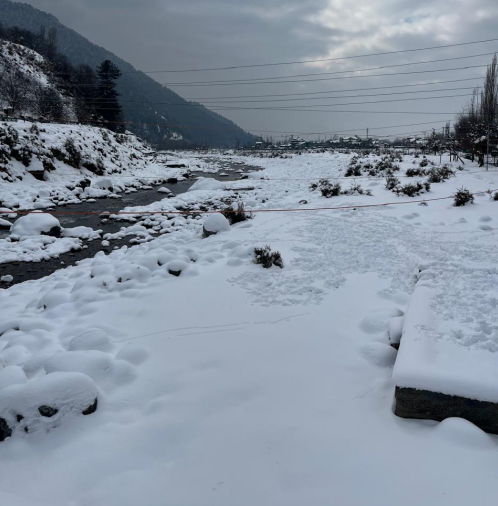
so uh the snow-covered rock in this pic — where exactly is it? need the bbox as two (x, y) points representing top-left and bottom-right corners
(62, 226), (101, 240)
(93, 177), (114, 191)
(10, 212), (61, 238)
(188, 177), (226, 192)
(0, 218), (12, 230)
(167, 259), (188, 277)
(0, 372), (98, 440)
(157, 187), (172, 194)
(203, 213), (230, 237)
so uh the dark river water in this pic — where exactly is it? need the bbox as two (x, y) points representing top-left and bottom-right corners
(0, 162), (260, 287)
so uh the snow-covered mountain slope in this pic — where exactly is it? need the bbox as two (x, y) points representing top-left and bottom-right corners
(0, 39), (75, 120)
(0, 39), (49, 86)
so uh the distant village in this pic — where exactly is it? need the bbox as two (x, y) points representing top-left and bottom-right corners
(249, 134), (430, 151)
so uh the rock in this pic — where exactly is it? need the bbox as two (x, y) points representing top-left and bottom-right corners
(77, 178), (92, 190)
(166, 178), (178, 184)
(10, 212), (61, 238)
(0, 218), (12, 229)
(38, 405), (58, 418)
(1, 275), (13, 284)
(82, 398), (98, 415)
(203, 213), (230, 237)
(0, 418), (12, 442)
(167, 259), (188, 277)
(299, 200), (308, 204)
(189, 177), (225, 192)
(0, 372), (99, 439)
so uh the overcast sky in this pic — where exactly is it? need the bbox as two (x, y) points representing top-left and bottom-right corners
(20, 0), (498, 140)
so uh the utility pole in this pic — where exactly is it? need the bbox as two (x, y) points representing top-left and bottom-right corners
(366, 128), (369, 139)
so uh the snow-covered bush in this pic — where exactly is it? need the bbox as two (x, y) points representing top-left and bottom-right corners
(454, 187), (474, 206)
(426, 165), (454, 183)
(310, 179), (341, 198)
(342, 182), (372, 196)
(64, 137), (82, 168)
(222, 202), (253, 225)
(385, 175), (400, 190)
(254, 245), (284, 269)
(405, 168), (426, 177)
(345, 158), (362, 177)
(394, 181), (430, 197)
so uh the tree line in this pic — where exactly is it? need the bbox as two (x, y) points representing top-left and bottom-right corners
(454, 54), (498, 166)
(0, 23), (125, 132)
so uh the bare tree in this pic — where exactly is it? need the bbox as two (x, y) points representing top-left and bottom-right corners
(0, 69), (34, 115)
(30, 84), (65, 121)
(480, 54), (498, 126)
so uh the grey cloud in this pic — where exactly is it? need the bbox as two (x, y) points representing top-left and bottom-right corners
(16, 0), (498, 138)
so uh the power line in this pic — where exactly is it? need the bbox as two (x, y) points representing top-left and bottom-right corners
(184, 77), (485, 101)
(161, 52), (495, 86)
(45, 91), (474, 112)
(203, 92), (474, 111)
(139, 37), (498, 73)
(37, 84), (483, 108)
(162, 63), (489, 87)
(197, 86), (482, 105)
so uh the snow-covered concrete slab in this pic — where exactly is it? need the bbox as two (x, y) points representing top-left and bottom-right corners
(393, 265), (498, 432)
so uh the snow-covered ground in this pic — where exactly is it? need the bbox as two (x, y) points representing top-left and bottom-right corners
(0, 150), (497, 506)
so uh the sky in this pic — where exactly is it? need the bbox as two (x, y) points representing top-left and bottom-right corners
(18, 0), (498, 141)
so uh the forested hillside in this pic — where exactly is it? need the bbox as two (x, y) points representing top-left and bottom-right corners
(0, 0), (255, 148)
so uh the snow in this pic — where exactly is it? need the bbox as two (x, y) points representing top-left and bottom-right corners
(203, 212), (231, 234)
(0, 235), (80, 264)
(10, 212), (60, 237)
(188, 176), (226, 192)
(393, 271), (498, 402)
(61, 226), (101, 240)
(0, 149), (497, 505)
(0, 372), (98, 436)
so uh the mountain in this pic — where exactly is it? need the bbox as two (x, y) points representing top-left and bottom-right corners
(0, 0), (255, 148)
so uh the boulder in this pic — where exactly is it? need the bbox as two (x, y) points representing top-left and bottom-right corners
(203, 213), (230, 237)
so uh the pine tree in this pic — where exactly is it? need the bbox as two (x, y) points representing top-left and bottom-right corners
(95, 60), (124, 132)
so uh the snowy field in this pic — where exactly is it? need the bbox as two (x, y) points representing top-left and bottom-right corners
(1, 150), (498, 505)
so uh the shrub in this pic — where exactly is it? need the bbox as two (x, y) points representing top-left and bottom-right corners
(64, 137), (81, 168)
(493, 191), (498, 201)
(310, 179), (341, 198)
(406, 168), (426, 177)
(394, 181), (430, 197)
(343, 182), (372, 196)
(385, 175), (400, 190)
(419, 158), (429, 167)
(426, 165), (454, 183)
(345, 165), (362, 177)
(222, 202), (253, 225)
(453, 187), (474, 206)
(254, 245), (284, 269)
